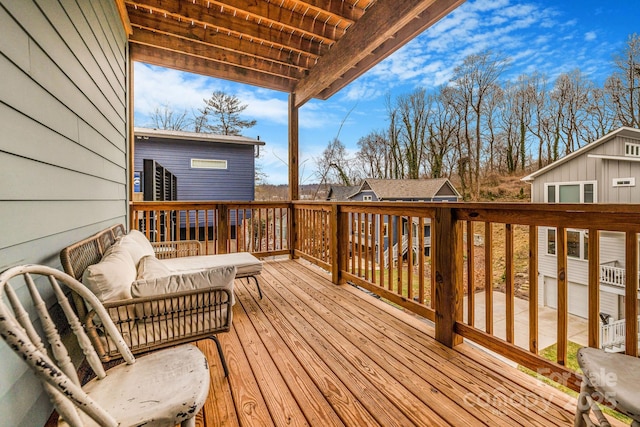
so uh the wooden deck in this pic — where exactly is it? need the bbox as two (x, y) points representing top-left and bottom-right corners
(194, 259), (581, 427)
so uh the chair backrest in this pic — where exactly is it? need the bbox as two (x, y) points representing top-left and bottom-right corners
(0, 265), (134, 426)
(59, 224), (127, 319)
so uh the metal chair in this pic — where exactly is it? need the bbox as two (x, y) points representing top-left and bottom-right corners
(575, 347), (640, 427)
(0, 265), (210, 427)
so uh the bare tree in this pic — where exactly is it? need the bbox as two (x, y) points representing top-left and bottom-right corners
(356, 130), (390, 179)
(316, 138), (356, 186)
(606, 33), (640, 127)
(149, 103), (190, 130)
(200, 91), (257, 135)
(396, 88), (430, 178)
(426, 86), (459, 178)
(451, 50), (510, 198)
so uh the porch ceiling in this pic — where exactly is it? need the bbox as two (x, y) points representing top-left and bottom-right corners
(122, 0), (465, 107)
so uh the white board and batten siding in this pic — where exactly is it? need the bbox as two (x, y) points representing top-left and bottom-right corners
(0, 1), (128, 425)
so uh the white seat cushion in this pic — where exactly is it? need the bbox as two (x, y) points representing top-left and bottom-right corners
(159, 252), (263, 277)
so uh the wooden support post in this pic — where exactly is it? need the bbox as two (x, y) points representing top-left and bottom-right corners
(288, 93), (299, 202)
(557, 227), (568, 365)
(288, 93), (298, 260)
(625, 232), (638, 357)
(330, 204), (340, 285)
(217, 204), (228, 254)
(588, 229), (600, 349)
(434, 207), (463, 348)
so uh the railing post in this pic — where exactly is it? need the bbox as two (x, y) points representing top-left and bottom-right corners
(330, 204), (342, 285)
(434, 207), (463, 348)
(217, 204), (228, 254)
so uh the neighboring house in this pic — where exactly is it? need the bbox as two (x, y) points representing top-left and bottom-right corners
(134, 128), (265, 242)
(134, 127), (264, 201)
(328, 178), (461, 263)
(522, 126), (640, 351)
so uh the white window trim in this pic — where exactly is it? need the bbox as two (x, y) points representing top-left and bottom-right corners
(362, 195), (373, 201)
(625, 141), (640, 157)
(191, 158), (228, 169)
(544, 181), (597, 203)
(613, 177), (635, 187)
(546, 227), (589, 260)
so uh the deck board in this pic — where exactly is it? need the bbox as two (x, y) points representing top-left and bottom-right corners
(198, 259), (584, 427)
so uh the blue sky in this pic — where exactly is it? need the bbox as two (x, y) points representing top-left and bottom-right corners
(134, 0), (640, 185)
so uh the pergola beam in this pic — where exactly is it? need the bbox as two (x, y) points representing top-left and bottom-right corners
(293, 0), (466, 107)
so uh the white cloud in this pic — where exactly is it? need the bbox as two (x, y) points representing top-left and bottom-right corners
(584, 31), (597, 41)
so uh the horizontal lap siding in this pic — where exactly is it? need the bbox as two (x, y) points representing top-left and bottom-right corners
(135, 138), (256, 200)
(0, 1), (127, 425)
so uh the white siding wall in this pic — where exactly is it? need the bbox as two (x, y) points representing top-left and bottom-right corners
(0, 1), (127, 425)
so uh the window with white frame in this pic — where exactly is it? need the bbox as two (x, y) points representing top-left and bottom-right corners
(191, 158), (227, 169)
(625, 142), (640, 157)
(546, 228), (588, 260)
(363, 195), (373, 201)
(613, 177), (635, 187)
(545, 181), (596, 203)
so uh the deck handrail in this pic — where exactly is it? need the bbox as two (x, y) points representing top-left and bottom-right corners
(130, 200), (640, 392)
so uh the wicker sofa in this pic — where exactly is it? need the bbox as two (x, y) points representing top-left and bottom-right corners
(59, 224), (262, 375)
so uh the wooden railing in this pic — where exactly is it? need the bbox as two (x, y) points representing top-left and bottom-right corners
(131, 200), (640, 392)
(130, 201), (290, 257)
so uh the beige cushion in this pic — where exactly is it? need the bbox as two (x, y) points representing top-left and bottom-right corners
(117, 230), (155, 265)
(82, 244), (135, 302)
(137, 255), (171, 280)
(130, 266), (236, 318)
(160, 252), (262, 277)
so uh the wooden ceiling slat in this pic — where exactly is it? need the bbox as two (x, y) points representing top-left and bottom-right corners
(127, 0), (336, 51)
(130, 27), (306, 80)
(287, 0), (370, 22)
(127, 9), (317, 69)
(131, 44), (297, 92)
(317, 0), (466, 100)
(293, 0), (462, 106)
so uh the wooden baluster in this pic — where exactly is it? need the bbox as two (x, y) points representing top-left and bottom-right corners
(407, 216), (413, 301)
(364, 214), (370, 281)
(588, 229), (600, 349)
(505, 223), (514, 344)
(418, 217), (425, 305)
(485, 222), (493, 335)
(397, 216), (403, 295)
(467, 221), (475, 326)
(529, 225), (539, 354)
(379, 215), (385, 289)
(557, 226), (568, 365)
(625, 231), (638, 357)
(388, 215), (394, 292)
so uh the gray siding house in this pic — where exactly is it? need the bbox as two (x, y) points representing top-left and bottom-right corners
(328, 178), (461, 262)
(522, 126), (640, 351)
(134, 127), (264, 201)
(0, 1), (128, 425)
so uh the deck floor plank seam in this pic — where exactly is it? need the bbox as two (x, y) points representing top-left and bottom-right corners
(277, 260), (573, 426)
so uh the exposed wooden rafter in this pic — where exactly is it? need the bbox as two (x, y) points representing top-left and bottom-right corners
(124, 0), (466, 105)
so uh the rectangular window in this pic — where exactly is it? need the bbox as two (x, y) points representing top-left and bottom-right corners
(547, 228), (556, 255)
(545, 182), (596, 203)
(547, 186), (556, 203)
(383, 223), (388, 237)
(625, 142), (640, 157)
(613, 177), (635, 187)
(363, 195), (373, 201)
(567, 230), (581, 258)
(191, 159), (227, 169)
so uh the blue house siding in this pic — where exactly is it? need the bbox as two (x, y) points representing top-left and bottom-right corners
(134, 137), (256, 201)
